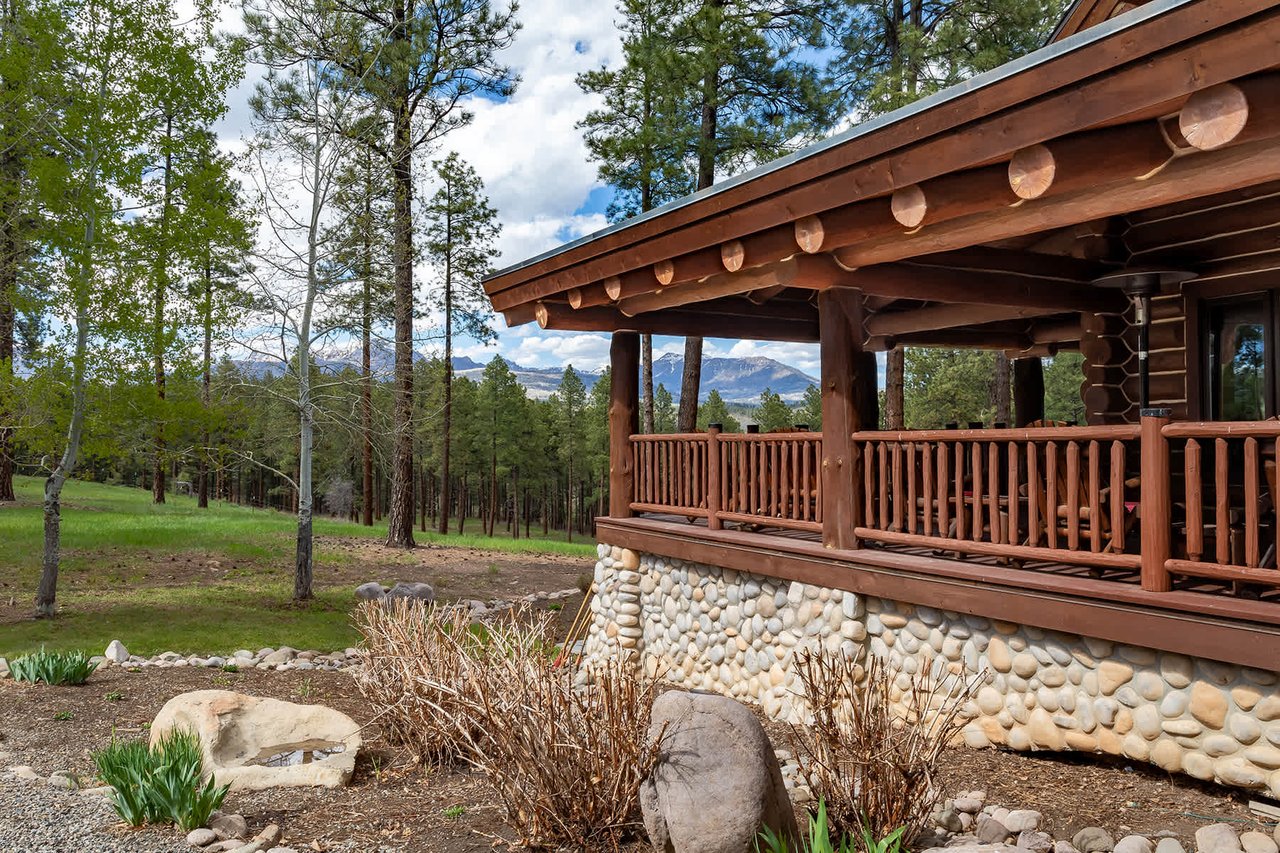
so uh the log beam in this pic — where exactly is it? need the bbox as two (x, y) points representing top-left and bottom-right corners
(867, 303), (1071, 337)
(867, 329), (1033, 352)
(910, 246), (1113, 282)
(1029, 318), (1084, 344)
(603, 268), (663, 302)
(891, 164), (1020, 229)
(567, 283), (612, 309)
(837, 263), (1121, 313)
(1008, 121), (1174, 200)
(1179, 72), (1280, 152)
(794, 198), (897, 254)
(721, 224), (798, 272)
(654, 245), (724, 286)
(608, 332), (639, 517)
(534, 302), (820, 342)
(619, 254), (845, 316)
(835, 137), (1280, 268)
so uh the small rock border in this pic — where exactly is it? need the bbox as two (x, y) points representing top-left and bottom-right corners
(918, 789), (1280, 853)
(0, 587), (583, 679)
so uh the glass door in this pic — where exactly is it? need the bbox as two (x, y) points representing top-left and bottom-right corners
(1206, 295), (1273, 421)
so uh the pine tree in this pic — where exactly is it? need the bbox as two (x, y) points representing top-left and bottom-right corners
(332, 0), (519, 549)
(577, 0), (696, 434)
(653, 383), (676, 433)
(552, 366), (588, 541)
(671, 0), (840, 429)
(424, 153), (501, 537)
(696, 388), (740, 432)
(755, 387), (793, 432)
(794, 384), (821, 431)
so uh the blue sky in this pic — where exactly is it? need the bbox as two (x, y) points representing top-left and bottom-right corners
(213, 0), (821, 377)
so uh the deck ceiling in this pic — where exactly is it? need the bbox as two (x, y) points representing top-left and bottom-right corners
(482, 1), (1280, 351)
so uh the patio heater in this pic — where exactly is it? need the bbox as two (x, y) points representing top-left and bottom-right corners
(1092, 266), (1197, 409)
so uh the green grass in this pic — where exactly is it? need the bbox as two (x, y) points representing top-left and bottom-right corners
(0, 476), (593, 657)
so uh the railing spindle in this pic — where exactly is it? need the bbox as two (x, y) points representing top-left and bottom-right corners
(1046, 441), (1059, 550)
(907, 442), (918, 534)
(1245, 437), (1260, 568)
(1066, 440), (1081, 551)
(922, 442), (935, 536)
(1007, 442), (1019, 546)
(971, 441), (983, 541)
(1110, 440), (1125, 554)
(893, 442), (904, 532)
(1088, 440), (1101, 553)
(1028, 441), (1040, 547)
(1185, 439), (1202, 561)
(1216, 438), (1229, 566)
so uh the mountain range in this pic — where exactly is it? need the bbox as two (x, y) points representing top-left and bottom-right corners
(234, 344), (817, 405)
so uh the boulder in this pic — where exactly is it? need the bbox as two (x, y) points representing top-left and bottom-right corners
(355, 582), (387, 602)
(150, 691), (361, 791)
(211, 813), (249, 841)
(1018, 831), (1055, 853)
(1114, 836), (1154, 853)
(977, 817), (1013, 844)
(104, 640), (129, 665)
(1005, 812), (1043, 833)
(1074, 828), (1117, 853)
(640, 691), (797, 853)
(1195, 825), (1242, 853)
(1156, 840), (1187, 853)
(1241, 833), (1278, 853)
(386, 581), (435, 603)
(187, 828), (219, 846)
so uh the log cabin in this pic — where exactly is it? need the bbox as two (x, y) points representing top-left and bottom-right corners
(484, 0), (1280, 795)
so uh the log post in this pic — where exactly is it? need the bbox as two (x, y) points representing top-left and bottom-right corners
(1013, 357), (1045, 427)
(706, 424), (722, 530)
(1139, 408), (1172, 593)
(609, 332), (640, 518)
(819, 289), (865, 550)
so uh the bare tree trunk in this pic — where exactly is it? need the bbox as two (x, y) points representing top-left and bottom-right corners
(385, 44), (415, 547)
(361, 268), (373, 526)
(198, 255), (212, 508)
(152, 117), (173, 505)
(994, 351), (1011, 425)
(0, 201), (16, 503)
(885, 347), (905, 430)
(642, 333), (654, 433)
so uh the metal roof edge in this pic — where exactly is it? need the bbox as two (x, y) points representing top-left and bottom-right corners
(485, 0), (1196, 285)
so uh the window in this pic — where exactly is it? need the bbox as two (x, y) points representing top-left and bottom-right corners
(1205, 294), (1274, 420)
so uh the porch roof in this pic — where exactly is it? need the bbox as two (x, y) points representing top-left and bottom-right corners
(482, 1), (1280, 351)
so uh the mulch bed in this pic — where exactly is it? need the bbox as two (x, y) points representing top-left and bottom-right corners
(1, 666), (1271, 852)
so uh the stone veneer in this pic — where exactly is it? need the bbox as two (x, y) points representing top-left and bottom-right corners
(582, 543), (1280, 798)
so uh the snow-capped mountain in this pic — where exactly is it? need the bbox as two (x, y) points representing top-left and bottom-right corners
(232, 345), (817, 404)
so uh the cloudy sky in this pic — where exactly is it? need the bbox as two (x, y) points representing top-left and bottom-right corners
(214, 0), (822, 378)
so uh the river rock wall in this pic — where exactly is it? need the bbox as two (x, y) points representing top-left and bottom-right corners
(582, 543), (1280, 798)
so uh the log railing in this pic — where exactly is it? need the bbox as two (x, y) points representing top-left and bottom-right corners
(1162, 419), (1280, 589)
(628, 415), (1280, 595)
(630, 430), (823, 533)
(851, 425), (1143, 571)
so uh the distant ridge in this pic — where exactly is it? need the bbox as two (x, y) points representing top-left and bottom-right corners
(233, 345), (817, 404)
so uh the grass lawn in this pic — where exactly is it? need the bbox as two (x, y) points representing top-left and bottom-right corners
(0, 476), (594, 658)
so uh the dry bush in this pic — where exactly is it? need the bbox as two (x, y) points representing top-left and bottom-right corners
(353, 599), (491, 765)
(458, 617), (664, 851)
(790, 649), (980, 844)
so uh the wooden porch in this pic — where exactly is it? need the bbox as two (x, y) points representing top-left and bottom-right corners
(484, 2), (1280, 667)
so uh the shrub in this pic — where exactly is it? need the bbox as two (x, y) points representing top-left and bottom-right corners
(456, 617), (664, 851)
(789, 650), (978, 844)
(92, 727), (229, 831)
(758, 801), (908, 853)
(10, 648), (95, 685)
(354, 599), (503, 766)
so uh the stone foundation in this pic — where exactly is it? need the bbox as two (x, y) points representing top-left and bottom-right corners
(583, 543), (1280, 797)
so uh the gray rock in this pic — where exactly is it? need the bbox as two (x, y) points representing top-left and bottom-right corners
(1156, 839), (1186, 853)
(1274, 827), (1280, 851)
(1240, 833), (1277, 853)
(355, 582), (388, 601)
(386, 581), (435, 603)
(954, 797), (986, 814)
(0, 656), (8, 678)
(104, 639), (129, 664)
(1018, 832), (1055, 853)
(1195, 825), (1242, 853)
(1056, 843), (1083, 853)
(1074, 828), (1117, 853)
(976, 817), (1012, 845)
(641, 691), (797, 853)
(266, 849), (299, 853)
(211, 813), (249, 841)
(47, 771), (77, 789)
(262, 648), (295, 665)
(1114, 836), (1154, 853)
(8, 765), (39, 781)
(920, 845), (1021, 853)
(188, 828), (219, 846)
(934, 806), (965, 834)
(1005, 812), (1042, 834)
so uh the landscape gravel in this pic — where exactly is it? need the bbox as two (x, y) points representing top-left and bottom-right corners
(0, 776), (189, 853)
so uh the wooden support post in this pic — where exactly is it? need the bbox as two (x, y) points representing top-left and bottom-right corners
(1013, 357), (1045, 427)
(818, 289), (865, 550)
(609, 332), (640, 518)
(1140, 408), (1172, 593)
(706, 425), (722, 530)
